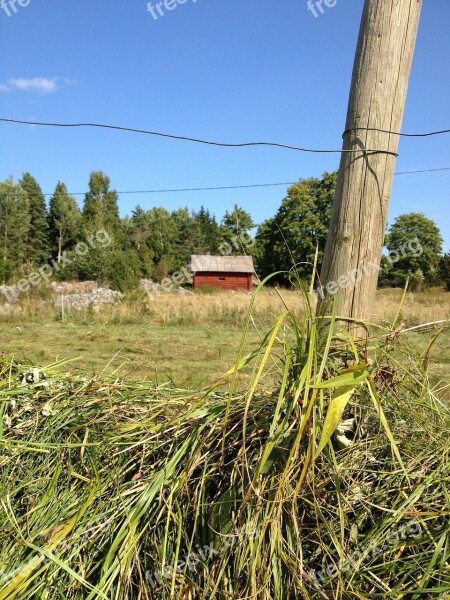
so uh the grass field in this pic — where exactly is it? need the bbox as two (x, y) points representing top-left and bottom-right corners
(1, 285), (449, 599)
(1, 287), (449, 397)
(0, 289), (292, 389)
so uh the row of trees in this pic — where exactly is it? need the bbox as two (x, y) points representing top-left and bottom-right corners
(255, 172), (447, 291)
(0, 171), (448, 291)
(0, 172), (255, 290)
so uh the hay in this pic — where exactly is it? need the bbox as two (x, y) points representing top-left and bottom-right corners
(0, 280), (449, 599)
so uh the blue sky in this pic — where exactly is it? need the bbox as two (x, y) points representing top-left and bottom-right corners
(1, 0), (449, 249)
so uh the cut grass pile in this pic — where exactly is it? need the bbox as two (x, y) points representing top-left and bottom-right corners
(1, 281), (449, 599)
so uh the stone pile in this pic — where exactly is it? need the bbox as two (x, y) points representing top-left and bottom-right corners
(0, 285), (20, 303)
(51, 281), (98, 294)
(0, 281), (123, 312)
(59, 287), (124, 310)
(138, 279), (155, 292)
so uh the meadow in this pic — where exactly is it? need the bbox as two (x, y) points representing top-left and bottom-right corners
(1, 285), (449, 599)
(0, 287), (449, 398)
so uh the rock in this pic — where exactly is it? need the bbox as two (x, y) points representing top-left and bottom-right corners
(51, 281), (98, 294)
(0, 303), (12, 315)
(139, 279), (156, 291)
(0, 285), (20, 303)
(59, 287), (124, 310)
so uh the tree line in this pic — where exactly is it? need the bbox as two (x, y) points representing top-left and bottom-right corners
(0, 170), (448, 291)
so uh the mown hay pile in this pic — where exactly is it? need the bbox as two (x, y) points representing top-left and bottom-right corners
(1, 300), (449, 599)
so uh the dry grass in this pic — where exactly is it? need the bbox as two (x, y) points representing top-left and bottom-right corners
(1, 286), (448, 328)
(1, 280), (449, 599)
(372, 288), (450, 325)
(0, 287), (448, 399)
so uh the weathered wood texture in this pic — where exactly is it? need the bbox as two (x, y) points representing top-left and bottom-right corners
(319, 0), (422, 332)
(193, 272), (252, 292)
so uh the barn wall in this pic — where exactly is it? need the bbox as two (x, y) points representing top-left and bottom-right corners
(193, 272), (252, 292)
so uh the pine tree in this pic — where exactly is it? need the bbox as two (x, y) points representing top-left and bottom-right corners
(79, 172), (125, 286)
(130, 206), (150, 251)
(19, 173), (50, 265)
(195, 206), (220, 253)
(124, 208), (154, 278)
(0, 179), (30, 283)
(48, 182), (82, 263)
(171, 208), (203, 269)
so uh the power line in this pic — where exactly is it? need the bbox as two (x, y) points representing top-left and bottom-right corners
(343, 127), (450, 138)
(37, 167), (449, 197)
(1, 119), (447, 167)
(41, 182), (298, 197)
(395, 167), (450, 175)
(6, 118), (445, 145)
(0, 118), (398, 156)
(1, 168), (448, 198)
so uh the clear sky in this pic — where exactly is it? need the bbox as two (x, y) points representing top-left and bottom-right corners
(1, 0), (449, 249)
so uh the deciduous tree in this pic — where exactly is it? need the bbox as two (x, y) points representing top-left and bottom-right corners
(220, 205), (255, 254)
(381, 213), (443, 287)
(255, 173), (336, 282)
(439, 252), (450, 291)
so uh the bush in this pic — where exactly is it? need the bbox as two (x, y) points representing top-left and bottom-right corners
(439, 252), (450, 291)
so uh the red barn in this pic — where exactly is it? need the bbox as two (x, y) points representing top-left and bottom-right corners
(190, 255), (254, 292)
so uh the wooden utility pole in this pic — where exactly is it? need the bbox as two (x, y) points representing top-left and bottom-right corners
(318, 0), (422, 334)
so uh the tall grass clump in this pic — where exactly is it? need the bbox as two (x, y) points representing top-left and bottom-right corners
(0, 274), (449, 599)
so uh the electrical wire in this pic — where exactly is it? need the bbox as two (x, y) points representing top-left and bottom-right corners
(1, 169), (448, 198)
(41, 182), (298, 196)
(343, 127), (450, 138)
(0, 118), (398, 156)
(1, 116), (448, 196)
(37, 167), (449, 197)
(395, 167), (450, 175)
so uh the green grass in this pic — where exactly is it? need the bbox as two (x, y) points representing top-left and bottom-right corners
(400, 331), (450, 404)
(0, 279), (449, 599)
(0, 289), (291, 389)
(0, 320), (263, 389)
(0, 282), (450, 600)
(1, 289), (449, 401)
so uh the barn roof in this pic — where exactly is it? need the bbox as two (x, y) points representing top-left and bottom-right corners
(190, 255), (254, 273)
